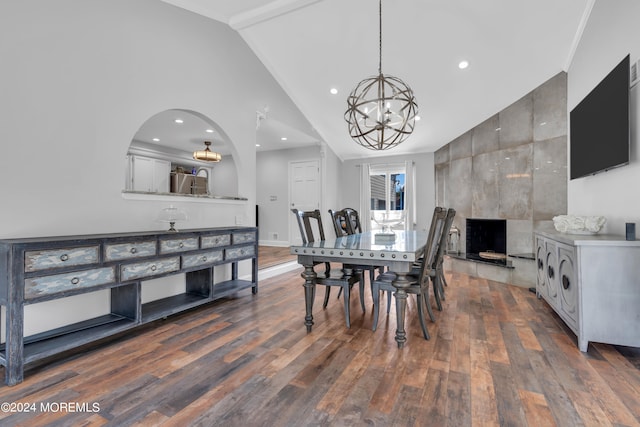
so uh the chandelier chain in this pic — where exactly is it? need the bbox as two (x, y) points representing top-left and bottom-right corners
(378, 0), (382, 75)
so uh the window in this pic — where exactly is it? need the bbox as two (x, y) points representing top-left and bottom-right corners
(369, 164), (407, 231)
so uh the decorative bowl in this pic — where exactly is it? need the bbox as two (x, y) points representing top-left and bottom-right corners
(552, 215), (606, 234)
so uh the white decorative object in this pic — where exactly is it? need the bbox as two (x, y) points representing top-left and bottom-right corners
(552, 215), (606, 234)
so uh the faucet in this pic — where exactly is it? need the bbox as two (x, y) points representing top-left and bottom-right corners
(192, 168), (210, 195)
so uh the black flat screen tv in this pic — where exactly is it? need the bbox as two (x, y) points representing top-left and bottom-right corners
(570, 54), (630, 180)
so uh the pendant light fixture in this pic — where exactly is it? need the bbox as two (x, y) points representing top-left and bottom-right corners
(193, 141), (221, 162)
(344, 0), (418, 150)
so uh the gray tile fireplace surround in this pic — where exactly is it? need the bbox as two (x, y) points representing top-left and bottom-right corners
(436, 72), (568, 288)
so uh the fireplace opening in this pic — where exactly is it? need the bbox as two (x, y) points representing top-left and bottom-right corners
(466, 218), (507, 265)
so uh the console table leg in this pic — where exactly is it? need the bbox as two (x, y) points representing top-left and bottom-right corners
(5, 302), (24, 386)
(301, 264), (316, 332)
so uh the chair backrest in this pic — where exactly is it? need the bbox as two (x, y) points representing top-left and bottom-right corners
(328, 209), (350, 237)
(328, 208), (362, 237)
(416, 207), (448, 283)
(433, 208), (456, 268)
(343, 208), (362, 234)
(291, 209), (326, 244)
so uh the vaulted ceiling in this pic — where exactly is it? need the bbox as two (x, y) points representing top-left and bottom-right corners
(160, 0), (593, 160)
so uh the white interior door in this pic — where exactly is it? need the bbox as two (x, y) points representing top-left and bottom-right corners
(289, 159), (320, 245)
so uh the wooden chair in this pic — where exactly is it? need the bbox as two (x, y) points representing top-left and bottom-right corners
(328, 208), (388, 307)
(430, 208), (456, 309)
(371, 207), (448, 339)
(291, 209), (363, 328)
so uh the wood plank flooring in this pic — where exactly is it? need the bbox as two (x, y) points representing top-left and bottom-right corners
(1, 268), (639, 426)
(258, 246), (296, 270)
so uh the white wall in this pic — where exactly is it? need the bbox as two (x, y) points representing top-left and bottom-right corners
(568, 0), (640, 235)
(256, 145), (322, 245)
(0, 0), (303, 335)
(340, 153), (436, 232)
(0, 0), (271, 237)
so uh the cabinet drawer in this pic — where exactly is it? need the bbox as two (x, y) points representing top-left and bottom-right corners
(159, 237), (199, 254)
(121, 257), (180, 281)
(25, 246), (100, 272)
(201, 234), (231, 248)
(232, 232), (255, 244)
(182, 250), (223, 269)
(105, 240), (156, 261)
(226, 245), (255, 260)
(25, 267), (116, 299)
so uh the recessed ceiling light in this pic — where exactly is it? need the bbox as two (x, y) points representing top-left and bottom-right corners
(330, 88), (338, 95)
(458, 60), (469, 69)
(415, 115), (421, 121)
(152, 138), (160, 142)
(174, 119), (184, 124)
(281, 137), (288, 141)
(206, 129), (214, 133)
(495, 127), (501, 132)
(256, 144), (261, 147)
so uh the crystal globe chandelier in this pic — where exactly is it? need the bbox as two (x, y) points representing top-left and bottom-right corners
(344, 0), (418, 150)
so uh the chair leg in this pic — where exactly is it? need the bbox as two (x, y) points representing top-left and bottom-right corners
(416, 294), (430, 340)
(368, 268), (375, 302)
(323, 286), (331, 309)
(343, 285), (351, 328)
(432, 276), (443, 312)
(386, 290), (392, 314)
(424, 288), (436, 322)
(438, 269), (447, 300)
(440, 264), (449, 287)
(337, 287), (343, 299)
(372, 283), (380, 331)
(359, 273), (366, 313)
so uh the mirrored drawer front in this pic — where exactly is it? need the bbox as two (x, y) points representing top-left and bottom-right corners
(226, 245), (255, 260)
(105, 240), (156, 261)
(159, 237), (199, 254)
(25, 246), (100, 272)
(232, 232), (255, 244)
(121, 257), (180, 281)
(182, 250), (223, 269)
(25, 267), (116, 299)
(201, 234), (231, 248)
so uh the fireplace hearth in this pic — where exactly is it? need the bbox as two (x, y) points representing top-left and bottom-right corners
(466, 218), (507, 265)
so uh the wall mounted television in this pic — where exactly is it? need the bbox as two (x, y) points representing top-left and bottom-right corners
(570, 54), (630, 180)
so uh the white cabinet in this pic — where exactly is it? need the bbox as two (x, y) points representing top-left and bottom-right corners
(535, 231), (640, 352)
(129, 156), (170, 193)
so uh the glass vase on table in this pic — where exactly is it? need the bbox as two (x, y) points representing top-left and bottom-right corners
(371, 211), (404, 244)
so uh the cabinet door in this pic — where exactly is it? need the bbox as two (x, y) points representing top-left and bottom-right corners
(558, 245), (577, 327)
(132, 156), (154, 192)
(153, 159), (170, 193)
(131, 156), (170, 192)
(544, 241), (559, 308)
(535, 237), (546, 294)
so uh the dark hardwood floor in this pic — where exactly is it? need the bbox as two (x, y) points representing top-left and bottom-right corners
(1, 267), (639, 426)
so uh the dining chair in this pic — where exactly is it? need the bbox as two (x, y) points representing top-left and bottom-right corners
(430, 208), (456, 309)
(371, 207), (447, 340)
(328, 208), (388, 307)
(406, 207), (455, 312)
(291, 209), (363, 328)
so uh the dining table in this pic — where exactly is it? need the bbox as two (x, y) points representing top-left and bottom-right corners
(290, 230), (429, 348)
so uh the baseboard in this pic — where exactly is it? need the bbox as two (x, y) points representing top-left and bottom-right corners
(259, 240), (290, 247)
(238, 260), (300, 282)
